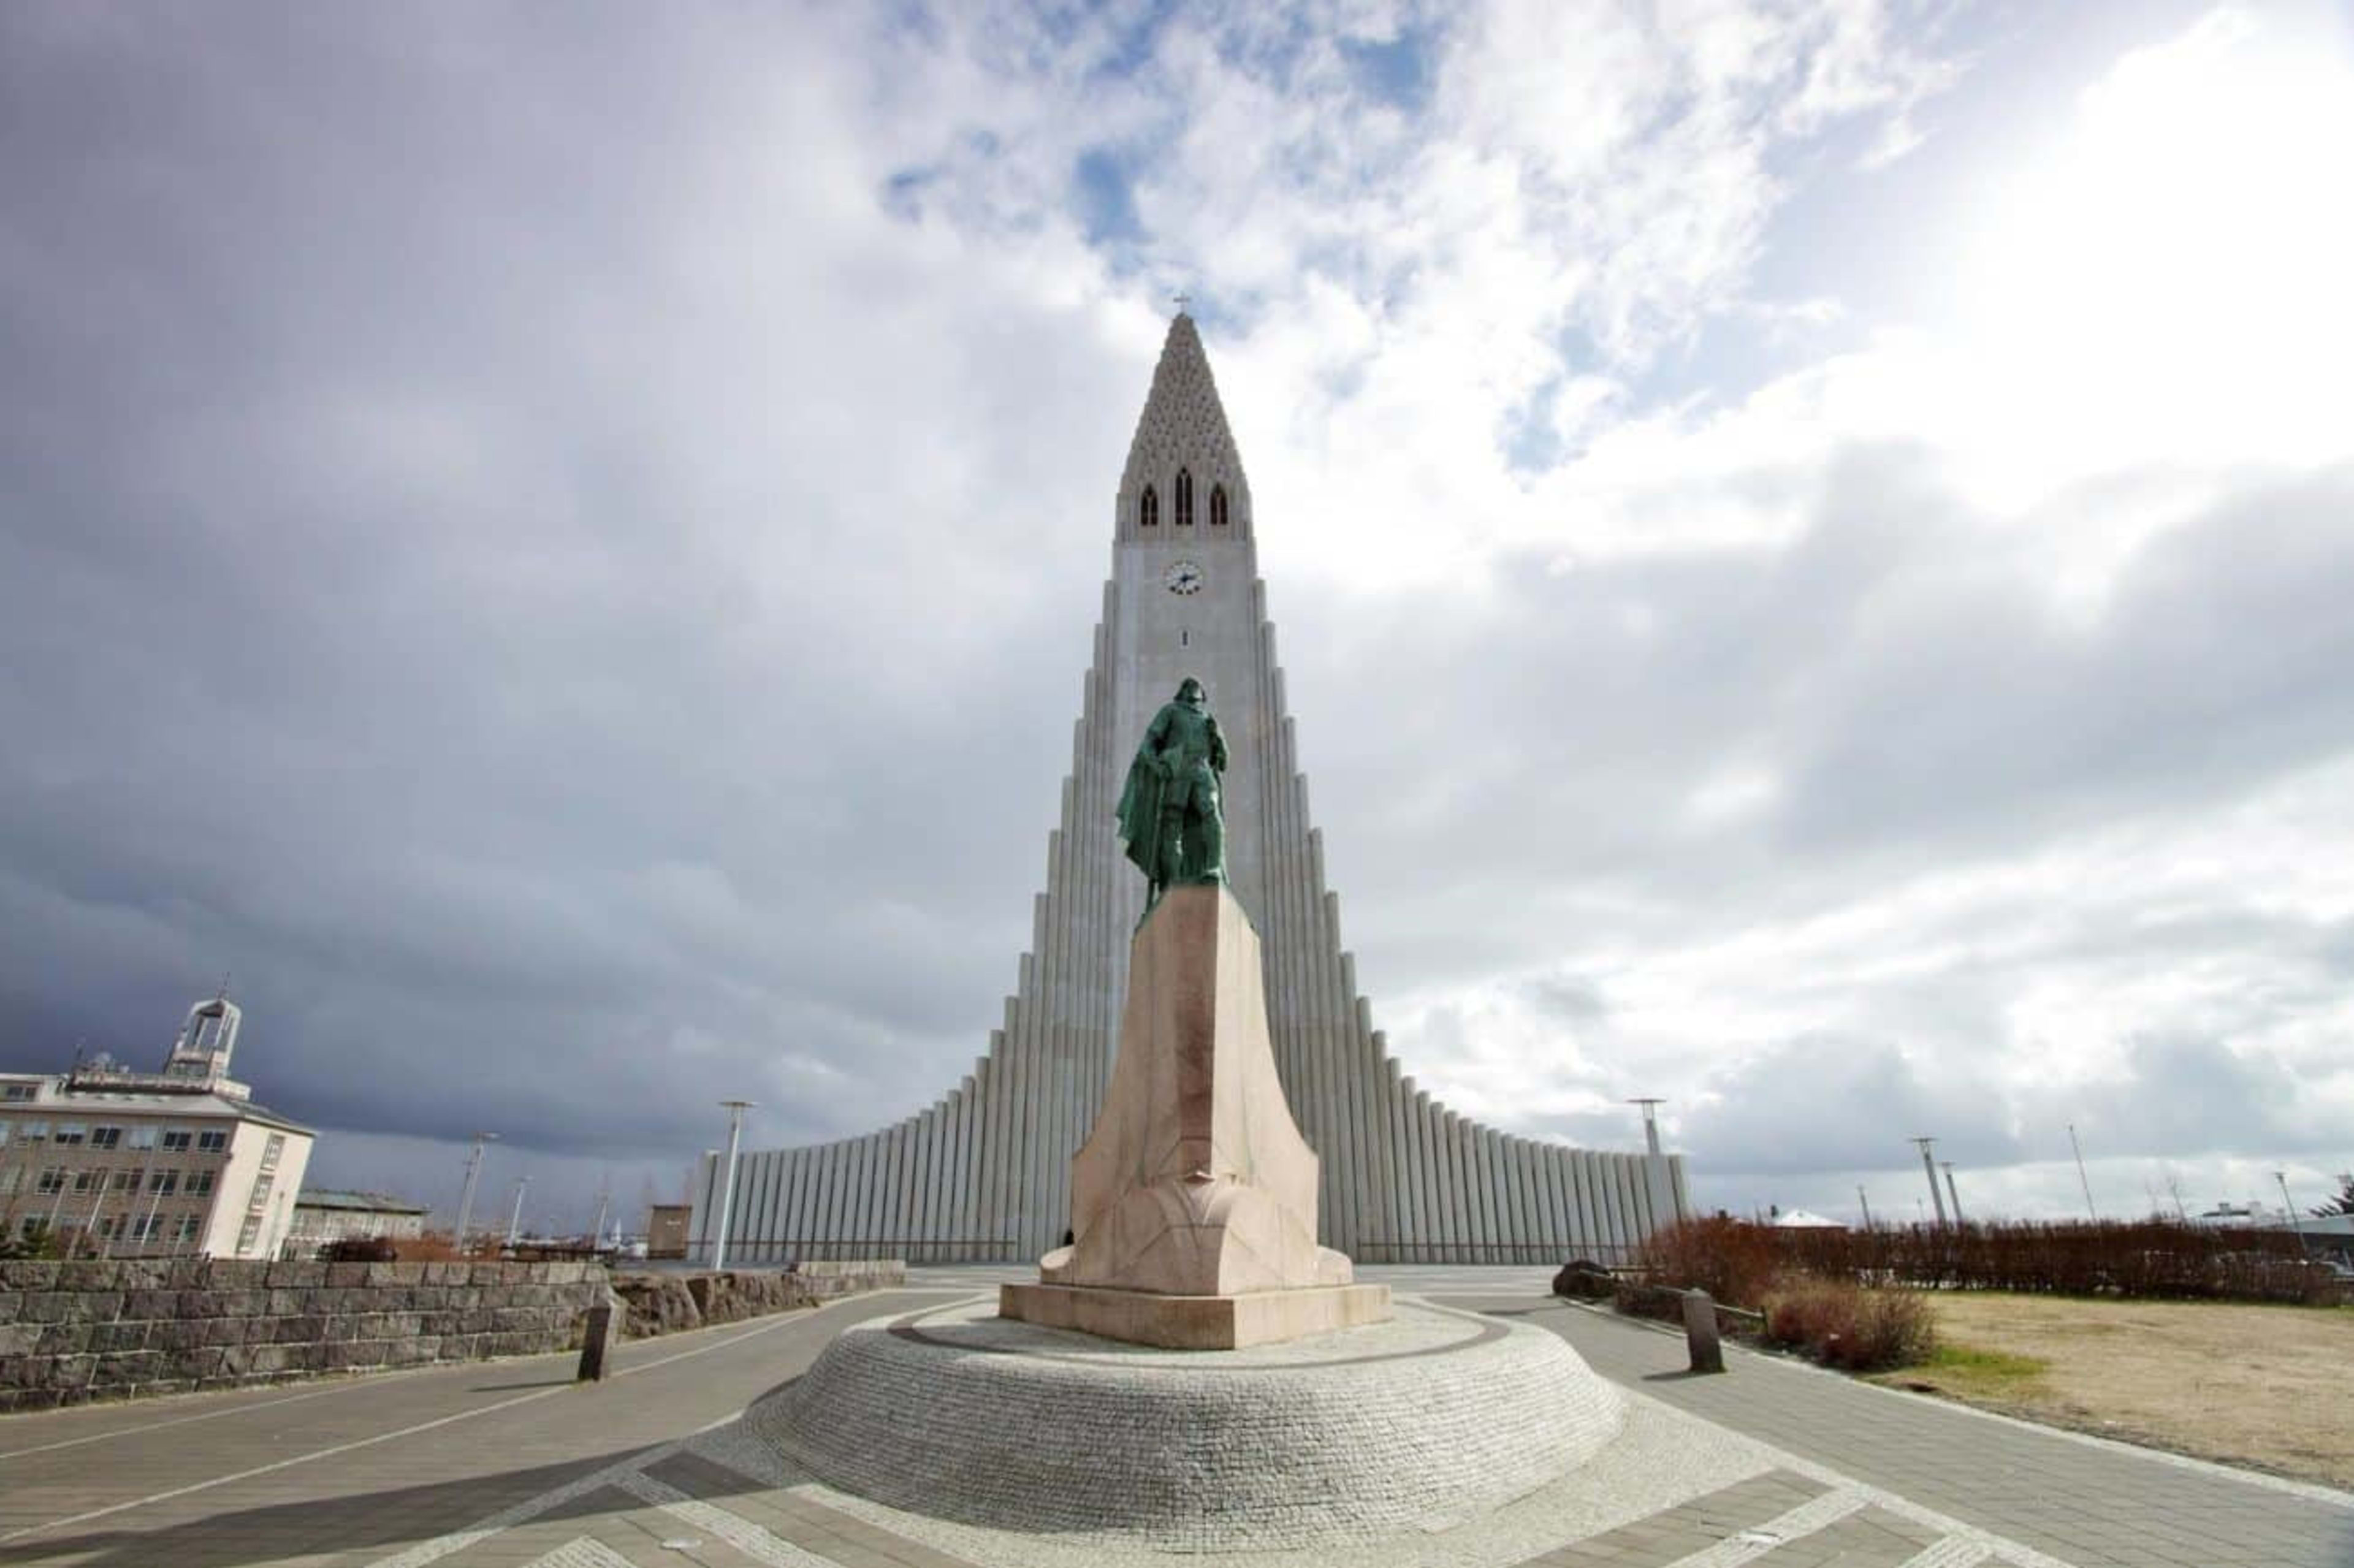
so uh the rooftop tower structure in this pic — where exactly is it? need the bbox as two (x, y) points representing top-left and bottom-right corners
(693, 314), (1688, 1263)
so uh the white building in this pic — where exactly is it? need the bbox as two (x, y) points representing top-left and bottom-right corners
(0, 997), (314, 1259)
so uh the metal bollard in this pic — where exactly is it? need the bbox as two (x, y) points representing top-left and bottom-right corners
(1682, 1290), (1725, 1374)
(577, 1296), (623, 1382)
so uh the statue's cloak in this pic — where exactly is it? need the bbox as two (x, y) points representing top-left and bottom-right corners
(1116, 745), (1167, 880)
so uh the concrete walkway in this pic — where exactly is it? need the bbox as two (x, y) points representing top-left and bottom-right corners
(0, 1272), (2344, 1567)
(1450, 1289), (2354, 1568)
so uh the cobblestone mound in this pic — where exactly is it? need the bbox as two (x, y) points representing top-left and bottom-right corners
(746, 1298), (1625, 1550)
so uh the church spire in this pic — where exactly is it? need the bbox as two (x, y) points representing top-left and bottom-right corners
(1119, 312), (1251, 542)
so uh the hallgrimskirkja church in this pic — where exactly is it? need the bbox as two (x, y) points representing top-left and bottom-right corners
(689, 313), (1689, 1264)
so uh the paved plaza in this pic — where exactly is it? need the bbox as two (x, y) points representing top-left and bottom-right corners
(0, 1268), (2345, 1568)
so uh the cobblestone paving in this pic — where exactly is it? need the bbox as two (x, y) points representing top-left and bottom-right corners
(0, 1274), (2347, 1567)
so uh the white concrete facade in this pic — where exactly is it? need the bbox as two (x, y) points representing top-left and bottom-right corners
(0, 998), (314, 1260)
(695, 315), (1688, 1263)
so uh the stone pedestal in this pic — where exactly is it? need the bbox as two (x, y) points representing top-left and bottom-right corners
(999, 883), (1390, 1347)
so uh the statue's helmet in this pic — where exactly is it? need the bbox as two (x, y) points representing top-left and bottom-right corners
(1175, 677), (1206, 704)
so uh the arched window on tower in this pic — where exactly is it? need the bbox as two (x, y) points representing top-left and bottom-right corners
(1210, 484), (1228, 527)
(1139, 485), (1158, 527)
(1175, 467), (1194, 527)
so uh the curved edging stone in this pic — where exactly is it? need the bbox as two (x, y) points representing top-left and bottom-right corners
(745, 1300), (1625, 1550)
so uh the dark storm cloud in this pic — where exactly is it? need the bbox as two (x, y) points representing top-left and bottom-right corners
(0, 7), (1146, 1168)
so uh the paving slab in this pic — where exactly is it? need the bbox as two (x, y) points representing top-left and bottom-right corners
(1452, 1292), (2354, 1568)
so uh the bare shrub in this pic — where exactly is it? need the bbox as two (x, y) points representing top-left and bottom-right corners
(1770, 1219), (2334, 1304)
(1762, 1275), (1937, 1371)
(1633, 1217), (1785, 1311)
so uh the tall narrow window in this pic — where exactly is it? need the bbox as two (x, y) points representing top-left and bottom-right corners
(1175, 467), (1194, 526)
(1139, 485), (1159, 527)
(1210, 484), (1228, 527)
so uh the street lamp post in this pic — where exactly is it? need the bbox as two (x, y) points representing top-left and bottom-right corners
(711, 1100), (756, 1269)
(2067, 1123), (2099, 1222)
(2277, 1171), (2311, 1256)
(1626, 1099), (1666, 1157)
(1912, 1137), (1948, 1227)
(1942, 1162), (1965, 1226)
(505, 1176), (530, 1249)
(453, 1132), (498, 1255)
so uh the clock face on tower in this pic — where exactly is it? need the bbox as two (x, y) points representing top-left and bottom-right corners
(1164, 560), (1205, 596)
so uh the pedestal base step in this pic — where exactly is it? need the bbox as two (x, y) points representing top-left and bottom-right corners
(998, 1279), (1392, 1348)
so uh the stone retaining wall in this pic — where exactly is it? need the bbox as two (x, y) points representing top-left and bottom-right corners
(0, 1258), (910, 1411)
(609, 1261), (907, 1339)
(0, 1258), (610, 1411)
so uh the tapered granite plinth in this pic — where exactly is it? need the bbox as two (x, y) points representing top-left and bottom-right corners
(999, 1279), (1390, 1350)
(1003, 883), (1390, 1347)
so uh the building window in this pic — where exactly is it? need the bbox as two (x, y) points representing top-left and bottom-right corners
(160, 1128), (192, 1152)
(149, 1170), (178, 1195)
(18, 1216), (45, 1239)
(37, 1167), (66, 1195)
(3, 1083), (36, 1102)
(96, 1215), (121, 1240)
(177, 1215), (201, 1243)
(54, 1124), (87, 1146)
(17, 1121), (48, 1143)
(197, 1129), (227, 1154)
(259, 1133), (284, 1173)
(186, 1170), (216, 1197)
(237, 1216), (262, 1254)
(110, 1168), (141, 1192)
(1139, 484), (1158, 527)
(91, 1126), (123, 1149)
(0, 1167), (18, 1195)
(1175, 468), (1194, 527)
(248, 1174), (275, 1210)
(127, 1125), (157, 1150)
(1210, 484), (1228, 527)
(72, 1169), (100, 1193)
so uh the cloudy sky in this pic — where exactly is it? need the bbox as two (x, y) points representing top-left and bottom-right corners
(6, 1), (2350, 1236)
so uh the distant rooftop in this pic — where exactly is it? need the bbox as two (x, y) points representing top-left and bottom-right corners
(294, 1189), (429, 1215)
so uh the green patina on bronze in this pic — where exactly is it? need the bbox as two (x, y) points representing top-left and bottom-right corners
(1116, 677), (1228, 914)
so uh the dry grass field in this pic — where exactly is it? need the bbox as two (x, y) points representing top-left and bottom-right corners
(1868, 1293), (2354, 1488)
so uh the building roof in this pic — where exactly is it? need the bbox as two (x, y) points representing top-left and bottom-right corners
(0, 1076), (314, 1135)
(294, 1189), (429, 1215)
(1118, 312), (1252, 533)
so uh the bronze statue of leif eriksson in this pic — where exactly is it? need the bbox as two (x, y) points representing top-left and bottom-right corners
(1116, 677), (1228, 913)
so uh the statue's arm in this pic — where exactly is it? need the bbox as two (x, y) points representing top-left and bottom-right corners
(1209, 720), (1228, 773)
(1144, 706), (1176, 774)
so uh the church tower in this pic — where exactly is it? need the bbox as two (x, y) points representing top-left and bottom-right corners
(693, 314), (1688, 1263)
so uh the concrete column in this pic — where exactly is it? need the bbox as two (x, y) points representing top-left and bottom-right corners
(975, 1042), (1007, 1258)
(1385, 1057), (1416, 1265)
(947, 1079), (973, 1260)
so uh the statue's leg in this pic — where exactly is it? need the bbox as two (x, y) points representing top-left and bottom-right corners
(1159, 808), (1188, 890)
(1190, 796), (1224, 882)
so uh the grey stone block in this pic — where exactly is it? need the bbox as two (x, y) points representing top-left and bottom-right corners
(90, 1320), (150, 1353)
